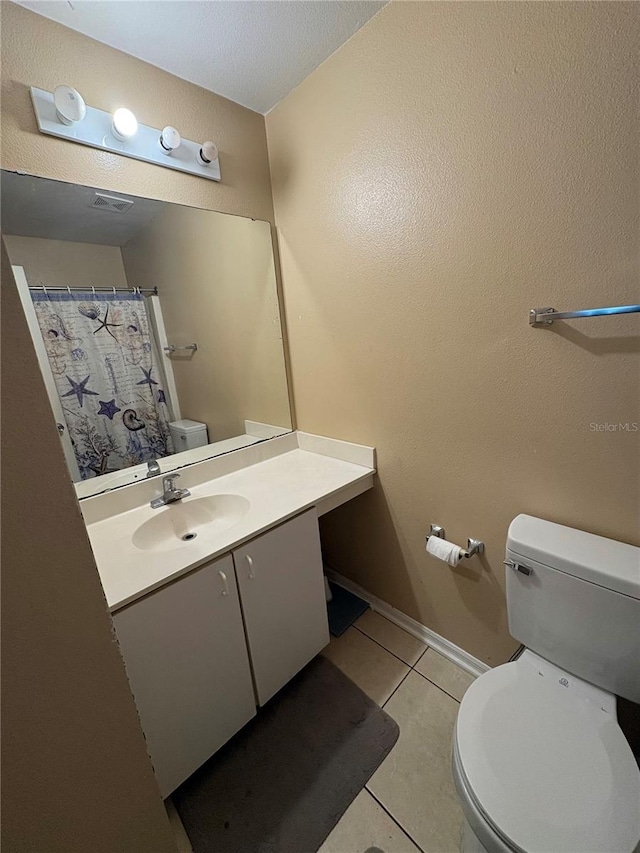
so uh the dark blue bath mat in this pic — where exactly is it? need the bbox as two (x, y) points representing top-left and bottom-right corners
(327, 581), (369, 636)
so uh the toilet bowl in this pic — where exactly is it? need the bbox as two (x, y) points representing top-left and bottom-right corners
(451, 515), (640, 853)
(452, 651), (640, 853)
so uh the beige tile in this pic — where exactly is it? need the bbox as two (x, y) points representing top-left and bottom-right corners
(322, 627), (409, 706)
(165, 797), (193, 853)
(354, 610), (427, 666)
(415, 648), (475, 701)
(367, 672), (463, 853)
(318, 789), (421, 853)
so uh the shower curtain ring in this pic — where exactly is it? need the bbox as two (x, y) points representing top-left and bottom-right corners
(42, 284), (47, 295)
(112, 286), (116, 295)
(67, 286), (71, 295)
(91, 286), (96, 296)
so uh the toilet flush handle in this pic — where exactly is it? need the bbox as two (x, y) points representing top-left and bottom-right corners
(504, 560), (533, 576)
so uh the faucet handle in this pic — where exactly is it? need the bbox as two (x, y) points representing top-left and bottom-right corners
(163, 473), (180, 490)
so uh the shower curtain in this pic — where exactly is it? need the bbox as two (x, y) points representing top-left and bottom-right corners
(31, 290), (174, 479)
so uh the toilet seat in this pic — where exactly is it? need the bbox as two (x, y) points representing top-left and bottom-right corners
(455, 656), (640, 853)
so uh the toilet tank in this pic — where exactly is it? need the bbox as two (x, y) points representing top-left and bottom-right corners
(168, 419), (209, 451)
(506, 515), (640, 703)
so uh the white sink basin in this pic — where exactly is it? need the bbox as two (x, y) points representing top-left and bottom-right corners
(132, 495), (250, 552)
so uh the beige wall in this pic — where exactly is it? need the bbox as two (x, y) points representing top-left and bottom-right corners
(0, 3), (276, 847)
(267, 1), (640, 664)
(121, 206), (291, 440)
(1, 243), (177, 853)
(1, 1), (274, 223)
(3, 235), (129, 289)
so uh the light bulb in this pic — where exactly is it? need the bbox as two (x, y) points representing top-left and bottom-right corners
(197, 140), (218, 166)
(159, 126), (181, 154)
(111, 108), (138, 141)
(54, 85), (86, 125)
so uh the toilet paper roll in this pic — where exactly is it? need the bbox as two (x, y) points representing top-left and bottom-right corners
(426, 535), (461, 567)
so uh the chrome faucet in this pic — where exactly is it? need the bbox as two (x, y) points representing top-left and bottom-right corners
(150, 474), (191, 509)
(146, 459), (161, 477)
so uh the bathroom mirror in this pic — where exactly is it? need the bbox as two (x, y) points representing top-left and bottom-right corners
(1, 170), (292, 498)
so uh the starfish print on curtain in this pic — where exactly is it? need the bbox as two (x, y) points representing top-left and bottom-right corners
(97, 398), (122, 420)
(31, 290), (174, 479)
(61, 374), (99, 407)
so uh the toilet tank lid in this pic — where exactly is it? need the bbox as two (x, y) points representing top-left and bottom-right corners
(507, 515), (640, 599)
(169, 419), (207, 433)
(507, 515), (640, 600)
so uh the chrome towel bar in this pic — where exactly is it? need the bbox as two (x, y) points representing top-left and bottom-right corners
(530, 304), (640, 325)
(163, 343), (198, 353)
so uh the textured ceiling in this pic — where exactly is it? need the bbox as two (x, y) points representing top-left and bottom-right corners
(15, 0), (386, 114)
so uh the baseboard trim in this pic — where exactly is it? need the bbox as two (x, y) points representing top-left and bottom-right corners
(324, 567), (490, 678)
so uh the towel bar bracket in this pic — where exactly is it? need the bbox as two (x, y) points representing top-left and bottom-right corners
(530, 307), (555, 325)
(530, 304), (640, 325)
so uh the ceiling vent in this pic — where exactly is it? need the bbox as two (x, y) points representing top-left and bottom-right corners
(90, 192), (134, 213)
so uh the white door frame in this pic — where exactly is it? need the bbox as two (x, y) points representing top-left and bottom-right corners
(12, 265), (82, 481)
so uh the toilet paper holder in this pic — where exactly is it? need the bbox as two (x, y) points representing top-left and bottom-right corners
(426, 524), (485, 559)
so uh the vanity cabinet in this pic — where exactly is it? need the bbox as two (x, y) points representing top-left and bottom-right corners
(112, 554), (256, 798)
(233, 509), (329, 705)
(113, 509), (330, 797)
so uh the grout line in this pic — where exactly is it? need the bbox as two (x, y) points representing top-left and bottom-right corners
(326, 568), (490, 678)
(381, 664), (413, 710)
(331, 615), (465, 852)
(352, 623), (427, 668)
(412, 667), (463, 704)
(344, 616), (468, 705)
(363, 787), (426, 853)
(413, 645), (429, 669)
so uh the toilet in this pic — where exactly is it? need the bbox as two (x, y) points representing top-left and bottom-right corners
(452, 514), (640, 853)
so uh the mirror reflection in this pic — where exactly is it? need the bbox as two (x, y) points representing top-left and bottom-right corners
(1, 171), (292, 498)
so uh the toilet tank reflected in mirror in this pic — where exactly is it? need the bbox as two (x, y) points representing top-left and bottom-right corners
(1, 170), (293, 498)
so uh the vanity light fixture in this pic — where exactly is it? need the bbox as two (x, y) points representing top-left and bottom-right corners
(159, 126), (181, 155)
(53, 84), (86, 125)
(30, 87), (221, 182)
(197, 140), (218, 167)
(111, 107), (138, 141)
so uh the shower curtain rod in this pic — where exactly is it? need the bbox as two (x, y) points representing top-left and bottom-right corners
(28, 285), (159, 295)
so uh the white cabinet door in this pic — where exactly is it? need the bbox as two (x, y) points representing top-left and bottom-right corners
(112, 555), (256, 797)
(233, 509), (329, 705)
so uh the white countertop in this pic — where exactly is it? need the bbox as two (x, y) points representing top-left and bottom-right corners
(85, 434), (375, 612)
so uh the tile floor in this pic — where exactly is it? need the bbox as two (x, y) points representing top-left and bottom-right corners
(167, 608), (475, 853)
(319, 609), (475, 853)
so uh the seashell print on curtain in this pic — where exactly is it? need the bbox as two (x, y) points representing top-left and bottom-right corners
(31, 290), (174, 479)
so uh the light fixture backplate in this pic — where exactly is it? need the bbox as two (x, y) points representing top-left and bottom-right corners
(30, 87), (221, 183)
